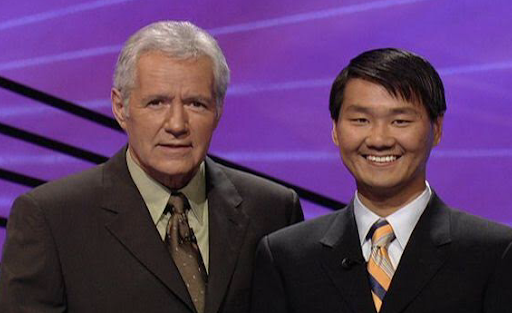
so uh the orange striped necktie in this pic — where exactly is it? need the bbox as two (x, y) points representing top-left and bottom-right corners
(367, 219), (396, 312)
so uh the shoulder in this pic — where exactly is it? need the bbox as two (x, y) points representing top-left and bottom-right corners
(426, 194), (512, 259)
(253, 209), (345, 266)
(426, 193), (512, 245)
(266, 209), (342, 249)
(448, 207), (512, 244)
(205, 157), (305, 227)
(10, 157), (117, 227)
(7, 163), (107, 240)
(206, 157), (297, 200)
(20, 148), (127, 208)
(22, 163), (104, 207)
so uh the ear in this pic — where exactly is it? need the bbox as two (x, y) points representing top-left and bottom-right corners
(432, 116), (444, 146)
(111, 88), (128, 130)
(213, 102), (222, 129)
(332, 120), (340, 146)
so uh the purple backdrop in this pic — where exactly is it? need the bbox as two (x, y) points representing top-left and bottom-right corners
(1, 0), (512, 260)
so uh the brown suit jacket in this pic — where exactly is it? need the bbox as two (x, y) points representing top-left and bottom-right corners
(0, 147), (304, 313)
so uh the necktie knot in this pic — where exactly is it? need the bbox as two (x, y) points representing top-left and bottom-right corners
(367, 219), (395, 249)
(167, 192), (190, 215)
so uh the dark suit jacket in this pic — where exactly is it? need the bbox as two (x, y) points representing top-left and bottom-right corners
(0, 148), (304, 313)
(251, 193), (512, 313)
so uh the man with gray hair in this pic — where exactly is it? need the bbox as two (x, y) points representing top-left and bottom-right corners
(0, 21), (303, 313)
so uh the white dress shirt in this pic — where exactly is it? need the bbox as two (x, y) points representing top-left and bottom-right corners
(354, 182), (432, 268)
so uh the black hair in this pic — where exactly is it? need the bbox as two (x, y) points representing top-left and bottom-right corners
(329, 48), (446, 121)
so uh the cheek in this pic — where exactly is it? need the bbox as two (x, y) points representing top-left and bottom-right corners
(127, 122), (160, 147)
(337, 129), (362, 152)
(401, 130), (434, 152)
(197, 129), (215, 147)
(192, 118), (217, 142)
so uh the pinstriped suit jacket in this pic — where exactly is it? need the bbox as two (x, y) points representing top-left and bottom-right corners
(251, 193), (512, 313)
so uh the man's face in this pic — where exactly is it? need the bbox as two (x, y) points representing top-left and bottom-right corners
(112, 51), (219, 189)
(332, 78), (442, 203)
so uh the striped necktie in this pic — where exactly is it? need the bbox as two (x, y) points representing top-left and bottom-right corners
(367, 219), (396, 312)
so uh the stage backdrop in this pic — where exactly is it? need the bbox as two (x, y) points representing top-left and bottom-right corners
(1, 0), (511, 260)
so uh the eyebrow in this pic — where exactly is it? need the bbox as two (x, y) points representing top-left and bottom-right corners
(140, 94), (213, 104)
(343, 104), (421, 116)
(343, 105), (370, 114)
(389, 107), (420, 116)
(182, 95), (214, 104)
(141, 95), (174, 103)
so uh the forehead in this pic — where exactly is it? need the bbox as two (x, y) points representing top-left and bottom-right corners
(342, 78), (426, 115)
(134, 51), (214, 86)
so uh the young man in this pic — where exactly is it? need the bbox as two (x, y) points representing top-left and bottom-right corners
(251, 48), (512, 313)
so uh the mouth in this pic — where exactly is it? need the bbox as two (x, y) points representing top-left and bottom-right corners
(157, 143), (193, 152)
(363, 154), (401, 164)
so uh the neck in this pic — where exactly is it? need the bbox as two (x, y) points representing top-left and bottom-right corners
(127, 148), (196, 190)
(357, 180), (427, 217)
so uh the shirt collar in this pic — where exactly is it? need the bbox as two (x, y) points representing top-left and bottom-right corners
(354, 182), (432, 249)
(126, 150), (206, 225)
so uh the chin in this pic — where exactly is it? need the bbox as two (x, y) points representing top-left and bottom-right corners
(159, 158), (199, 175)
(155, 166), (193, 178)
(358, 175), (403, 192)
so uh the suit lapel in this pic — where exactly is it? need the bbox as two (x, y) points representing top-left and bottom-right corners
(320, 203), (377, 313)
(381, 193), (452, 313)
(100, 148), (196, 312)
(204, 158), (248, 313)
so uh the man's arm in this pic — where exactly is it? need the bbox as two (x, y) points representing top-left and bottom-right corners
(250, 236), (288, 313)
(287, 190), (304, 225)
(0, 194), (66, 312)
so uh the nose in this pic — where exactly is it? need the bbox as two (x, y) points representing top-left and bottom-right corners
(164, 103), (189, 137)
(365, 122), (395, 150)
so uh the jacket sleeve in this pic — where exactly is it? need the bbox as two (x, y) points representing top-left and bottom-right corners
(0, 193), (67, 312)
(250, 235), (288, 313)
(484, 240), (512, 313)
(286, 189), (304, 226)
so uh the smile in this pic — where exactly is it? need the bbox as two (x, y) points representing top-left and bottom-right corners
(365, 155), (399, 163)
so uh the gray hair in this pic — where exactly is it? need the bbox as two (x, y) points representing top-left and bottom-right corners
(113, 21), (230, 114)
